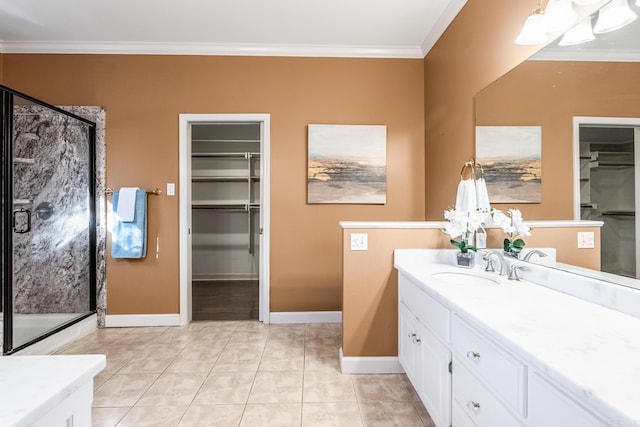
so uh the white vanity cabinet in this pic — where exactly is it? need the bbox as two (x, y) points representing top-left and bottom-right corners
(529, 373), (605, 427)
(398, 273), (451, 427)
(450, 315), (526, 427)
(395, 250), (640, 427)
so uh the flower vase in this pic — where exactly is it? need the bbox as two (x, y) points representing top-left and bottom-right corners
(503, 250), (519, 259)
(456, 252), (475, 268)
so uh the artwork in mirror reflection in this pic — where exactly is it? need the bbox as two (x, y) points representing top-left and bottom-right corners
(307, 124), (387, 204)
(475, 126), (542, 203)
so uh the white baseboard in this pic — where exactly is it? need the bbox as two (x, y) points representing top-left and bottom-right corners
(105, 314), (181, 327)
(269, 311), (342, 324)
(339, 348), (405, 374)
(14, 315), (97, 355)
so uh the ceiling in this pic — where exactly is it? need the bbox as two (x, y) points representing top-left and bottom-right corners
(0, 0), (467, 58)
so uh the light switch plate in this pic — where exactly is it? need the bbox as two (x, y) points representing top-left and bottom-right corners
(167, 183), (175, 196)
(577, 231), (595, 249)
(350, 233), (368, 251)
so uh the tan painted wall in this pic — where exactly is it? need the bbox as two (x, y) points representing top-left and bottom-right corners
(476, 60), (640, 219)
(342, 225), (601, 357)
(2, 54), (426, 314)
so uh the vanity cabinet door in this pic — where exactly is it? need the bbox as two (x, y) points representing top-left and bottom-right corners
(529, 374), (606, 427)
(415, 321), (451, 427)
(399, 302), (420, 385)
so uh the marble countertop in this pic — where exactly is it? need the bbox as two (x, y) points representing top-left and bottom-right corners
(0, 354), (106, 427)
(340, 219), (603, 229)
(394, 249), (640, 427)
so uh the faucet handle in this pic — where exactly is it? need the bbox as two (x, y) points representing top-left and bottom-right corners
(508, 265), (528, 281)
(484, 258), (496, 272)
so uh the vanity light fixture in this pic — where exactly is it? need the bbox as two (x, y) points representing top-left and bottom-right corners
(545, 0), (578, 32)
(515, 2), (548, 45)
(593, 0), (637, 33)
(558, 16), (596, 44)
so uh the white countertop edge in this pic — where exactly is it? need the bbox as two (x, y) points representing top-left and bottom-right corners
(340, 220), (603, 229)
(2, 355), (106, 427)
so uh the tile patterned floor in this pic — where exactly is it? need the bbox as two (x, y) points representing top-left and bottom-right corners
(56, 321), (435, 426)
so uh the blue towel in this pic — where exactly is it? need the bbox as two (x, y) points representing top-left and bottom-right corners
(111, 189), (147, 259)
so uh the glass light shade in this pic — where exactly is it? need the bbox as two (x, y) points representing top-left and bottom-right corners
(545, 0), (578, 33)
(593, 0), (637, 33)
(572, 0), (604, 5)
(637, 0), (640, 6)
(515, 13), (548, 45)
(559, 17), (596, 45)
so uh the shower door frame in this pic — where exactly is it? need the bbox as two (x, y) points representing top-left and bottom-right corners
(1, 85), (97, 354)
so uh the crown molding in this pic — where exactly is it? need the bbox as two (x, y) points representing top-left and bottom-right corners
(0, 41), (425, 59)
(420, 0), (468, 56)
(530, 48), (640, 62)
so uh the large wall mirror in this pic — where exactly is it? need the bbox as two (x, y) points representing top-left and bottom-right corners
(475, 0), (640, 287)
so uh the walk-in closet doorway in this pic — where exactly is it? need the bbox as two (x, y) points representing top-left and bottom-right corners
(574, 116), (640, 278)
(179, 114), (270, 325)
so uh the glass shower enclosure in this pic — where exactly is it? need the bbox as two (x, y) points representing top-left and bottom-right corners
(1, 85), (96, 354)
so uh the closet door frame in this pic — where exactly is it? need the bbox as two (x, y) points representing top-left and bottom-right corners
(178, 113), (271, 325)
(573, 116), (640, 278)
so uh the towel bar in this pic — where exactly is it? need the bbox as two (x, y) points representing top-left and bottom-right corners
(105, 188), (162, 196)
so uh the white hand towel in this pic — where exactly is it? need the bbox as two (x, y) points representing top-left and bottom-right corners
(116, 187), (139, 222)
(475, 178), (491, 218)
(455, 179), (477, 213)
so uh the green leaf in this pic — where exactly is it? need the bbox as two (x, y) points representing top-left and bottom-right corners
(511, 239), (525, 252)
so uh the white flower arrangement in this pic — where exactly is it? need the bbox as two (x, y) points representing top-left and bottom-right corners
(443, 207), (484, 253)
(491, 208), (531, 255)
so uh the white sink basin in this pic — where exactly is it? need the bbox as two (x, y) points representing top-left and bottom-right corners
(431, 271), (500, 286)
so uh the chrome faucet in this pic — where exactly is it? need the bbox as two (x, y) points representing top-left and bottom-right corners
(482, 250), (509, 276)
(522, 250), (548, 262)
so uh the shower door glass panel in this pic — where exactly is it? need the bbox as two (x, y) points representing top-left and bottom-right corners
(12, 96), (93, 349)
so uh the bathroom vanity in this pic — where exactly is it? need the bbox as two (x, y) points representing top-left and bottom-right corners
(0, 354), (105, 426)
(395, 249), (640, 427)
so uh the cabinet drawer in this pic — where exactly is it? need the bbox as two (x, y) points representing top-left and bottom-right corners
(451, 315), (526, 416)
(530, 373), (605, 427)
(399, 273), (450, 344)
(452, 399), (479, 427)
(453, 358), (523, 427)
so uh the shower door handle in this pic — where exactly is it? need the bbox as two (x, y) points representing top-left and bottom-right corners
(13, 208), (32, 233)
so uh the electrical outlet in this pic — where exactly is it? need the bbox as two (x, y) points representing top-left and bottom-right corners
(577, 231), (595, 249)
(350, 233), (368, 251)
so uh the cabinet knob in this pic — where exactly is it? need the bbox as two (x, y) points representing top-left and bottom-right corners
(466, 351), (481, 362)
(467, 400), (481, 413)
(412, 336), (421, 344)
(408, 332), (416, 338)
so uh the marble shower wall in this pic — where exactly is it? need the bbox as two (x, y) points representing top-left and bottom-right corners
(9, 105), (106, 323)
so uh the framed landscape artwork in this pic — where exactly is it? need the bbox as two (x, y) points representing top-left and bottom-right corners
(475, 125), (542, 203)
(307, 124), (387, 204)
